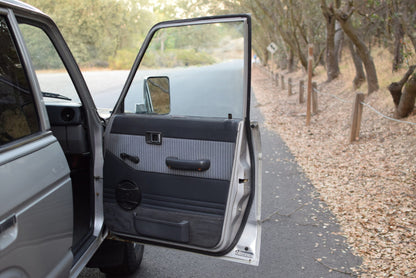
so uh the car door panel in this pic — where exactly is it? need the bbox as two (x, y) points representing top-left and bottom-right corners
(0, 136), (73, 278)
(103, 15), (260, 264)
(104, 115), (241, 248)
(0, 8), (75, 277)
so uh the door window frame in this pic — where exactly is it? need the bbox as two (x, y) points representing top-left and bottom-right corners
(112, 15), (252, 121)
(103, 14), (258, 261)
(0, 8), (49, 154)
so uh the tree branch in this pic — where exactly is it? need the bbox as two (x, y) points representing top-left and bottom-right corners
(261, 204), (305, 223)
(398, 65), (416, 87)
(314, 46), (327, 69)
(313, 258), (359, 277)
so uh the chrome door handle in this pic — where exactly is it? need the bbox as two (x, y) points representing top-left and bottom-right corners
(0, 215), (17, 251)
(0, 215), (16, 235)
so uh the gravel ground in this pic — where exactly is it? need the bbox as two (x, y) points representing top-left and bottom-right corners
(252, 65), (416, 277)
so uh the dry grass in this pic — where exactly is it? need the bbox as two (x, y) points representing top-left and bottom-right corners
(253, 49), (416, 277)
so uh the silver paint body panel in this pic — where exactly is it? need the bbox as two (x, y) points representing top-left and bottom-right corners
(0, 136), (73, 278)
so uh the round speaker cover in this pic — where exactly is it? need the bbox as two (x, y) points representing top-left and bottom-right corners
(115, 181), (141, 210)
(61, 107), (75, 122)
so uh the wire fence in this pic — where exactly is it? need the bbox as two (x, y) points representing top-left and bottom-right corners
(279, 71), (416, 126)
(312, 85), (416, 126)
(267, 68), (416, 142)
(361, 102), (416, 126)
(313, 87), (353, 104)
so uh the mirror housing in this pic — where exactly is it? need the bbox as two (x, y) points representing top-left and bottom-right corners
(135, 103), (147, 114)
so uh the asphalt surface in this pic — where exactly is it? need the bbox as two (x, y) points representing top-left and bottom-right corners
(78, 70), (361, 277)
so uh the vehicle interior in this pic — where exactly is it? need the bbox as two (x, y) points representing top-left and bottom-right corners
(46, 103), (94, 258)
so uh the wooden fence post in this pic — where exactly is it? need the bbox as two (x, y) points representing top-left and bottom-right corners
(288, 78), (292, 96)
(299, 80), (305, 103)
(306, 44), (313, 125)
(312, 82), (318, 114)
(349, 92), (365, 143)
(281, 75), (285, 90)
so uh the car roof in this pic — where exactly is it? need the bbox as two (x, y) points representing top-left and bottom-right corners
(0, 0), (45, 15)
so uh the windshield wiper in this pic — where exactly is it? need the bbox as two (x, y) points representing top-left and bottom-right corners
(0, 76), (72, 101)
(42, 92), (72, 101)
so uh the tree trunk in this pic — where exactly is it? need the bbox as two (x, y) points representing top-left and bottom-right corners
(392, 13), (404, 72)
(409, 35), (416, 54)
(399, 1), (416, 53)
(334, 21), (344, 61)
(315, 44), (326, 66)
(347, 38), (366, 89)
(261, 48), (268, 67)
(288, 49), (295, 72)
(395, 75), (416, 118)
(388, 65), (416, 117)
(321, 0), (340, 82)
(255, 0), (308, 72)
(334, 6), (379, 94)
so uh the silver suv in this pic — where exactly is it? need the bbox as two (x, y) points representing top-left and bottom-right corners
(0, 1), (262, 277)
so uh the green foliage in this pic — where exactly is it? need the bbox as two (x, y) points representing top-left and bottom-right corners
(20, 0), (416, 75)
(19, 24), (63, 69)
(23, 0), (224, 69)
(108, 48), (138, 70)
(24, 0), (156, 69)
(175, 49), (216, 66)
(139, 22), (238, 68)
(141, 48), (216, 68)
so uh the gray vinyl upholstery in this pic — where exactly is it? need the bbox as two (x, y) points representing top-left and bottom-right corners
(106, 133), (235, 180)
(103, 115), (241, 248)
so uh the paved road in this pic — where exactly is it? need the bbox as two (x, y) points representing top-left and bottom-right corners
(84, 61), (245, 119)
(83, 70), (130, 109)
(78, 70), (361, 278)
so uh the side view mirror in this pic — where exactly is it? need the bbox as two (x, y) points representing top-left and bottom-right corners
(143, 76), (170, 114)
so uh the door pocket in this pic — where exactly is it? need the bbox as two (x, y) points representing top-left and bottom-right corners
(134, 216), (189, 243)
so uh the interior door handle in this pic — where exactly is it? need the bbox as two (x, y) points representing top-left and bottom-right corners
(120, 153), (140, 164)
(166, 157), (210, 172)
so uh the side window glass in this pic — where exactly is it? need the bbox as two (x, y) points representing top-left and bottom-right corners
(19, 23), (80, 104)
(0, 16), (40, 146)
(124, 21), (245, 118)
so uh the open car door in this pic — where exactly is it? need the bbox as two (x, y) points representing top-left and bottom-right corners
(103, 14), (261, 265)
